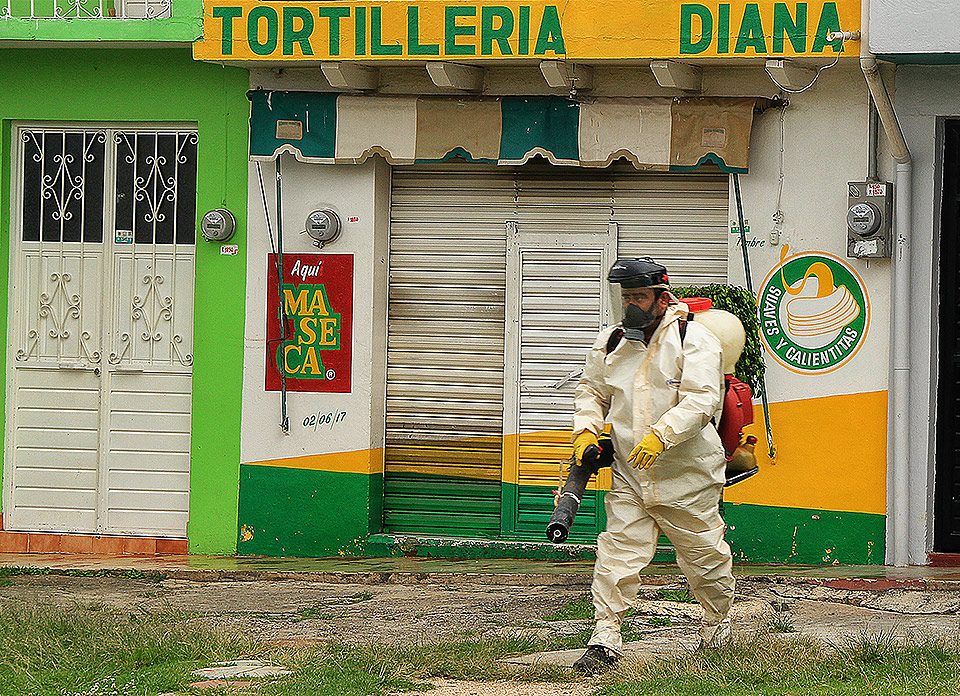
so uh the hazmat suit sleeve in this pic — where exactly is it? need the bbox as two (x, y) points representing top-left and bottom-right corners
(572, 331), (615, 439)
(650, 324), (723, 449)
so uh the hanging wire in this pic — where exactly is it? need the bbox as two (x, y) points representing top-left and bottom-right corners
(733, 173), (776, 460)
(764, 51), (842, 95)
(257, 160), (290, 434)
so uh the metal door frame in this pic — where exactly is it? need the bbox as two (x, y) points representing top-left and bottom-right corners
(500, 225), (618, 536)
(4, 121), (196, 535)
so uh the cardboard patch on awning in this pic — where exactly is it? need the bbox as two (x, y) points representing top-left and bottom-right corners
(669, 97), (761, 173)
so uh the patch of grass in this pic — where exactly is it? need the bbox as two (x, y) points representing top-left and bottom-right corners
(296, 607), (334, 621)
(0, 603), (579, 696)
(656, 587), (696, 603)
(597, 633), (960, 696)
(0, 579), (12, 588)
(543, 595), (593, 622)
(647, 617), (673, 628)
(767, 612), (797, 634)
(0, 604), (256, 696)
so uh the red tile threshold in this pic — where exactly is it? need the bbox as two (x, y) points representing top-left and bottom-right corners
(0, 531), (186, 557)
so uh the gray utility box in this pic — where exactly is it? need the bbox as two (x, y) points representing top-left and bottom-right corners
(847, 180), (893, 259)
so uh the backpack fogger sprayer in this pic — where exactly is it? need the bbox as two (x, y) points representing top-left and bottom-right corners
(546, 299), (760, 544)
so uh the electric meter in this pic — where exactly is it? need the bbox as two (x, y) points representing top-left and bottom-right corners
(846, 181), (892, 259)
(304, 209), (342, 247)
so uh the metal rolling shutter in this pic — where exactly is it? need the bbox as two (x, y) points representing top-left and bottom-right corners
(384, 167), (513, 537)
(385, 166), (729, 541)
(615, 174), (730, 284)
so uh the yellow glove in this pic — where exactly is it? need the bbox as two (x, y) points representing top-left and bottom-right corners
(573, 431), (599, 466)
(628, 433), (664, 469)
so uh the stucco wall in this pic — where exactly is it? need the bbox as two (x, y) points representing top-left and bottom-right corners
(870, 0), (960, 56)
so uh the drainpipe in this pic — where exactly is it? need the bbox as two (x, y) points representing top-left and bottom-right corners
(854, 0), (913, 565)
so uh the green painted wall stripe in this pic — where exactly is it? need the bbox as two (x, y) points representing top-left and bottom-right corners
(238, 464), (379, 557)
(237, 464), (886, 562)
(724, 502), (885, 565)
(0, 49), (249, 555)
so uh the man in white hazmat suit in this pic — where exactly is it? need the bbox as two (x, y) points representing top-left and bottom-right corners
(571, 257), (735, 675)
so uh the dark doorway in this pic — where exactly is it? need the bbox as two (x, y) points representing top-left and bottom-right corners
(936, 119), (960, 553)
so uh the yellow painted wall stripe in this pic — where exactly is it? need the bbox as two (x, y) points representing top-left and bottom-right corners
(727, 390), (888, 515)
(244, 390), (888, 516)
(245, 448), (384, 475)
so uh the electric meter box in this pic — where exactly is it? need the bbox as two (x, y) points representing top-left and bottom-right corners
(846, 181), (893, 259)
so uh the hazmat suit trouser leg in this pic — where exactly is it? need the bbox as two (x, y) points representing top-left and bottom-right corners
(588, 486), (735, 654)
(588, 489), (660, 655)
(653, 492), (736, 643)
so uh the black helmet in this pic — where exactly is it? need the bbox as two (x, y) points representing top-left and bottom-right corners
(607, 257), (670, 288)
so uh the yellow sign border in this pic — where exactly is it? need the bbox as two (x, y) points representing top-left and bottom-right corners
(195, 0), (862, 62)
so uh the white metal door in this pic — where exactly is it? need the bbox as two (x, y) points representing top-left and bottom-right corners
(503, 230), (617, 539)
(5, 126), (197, 537)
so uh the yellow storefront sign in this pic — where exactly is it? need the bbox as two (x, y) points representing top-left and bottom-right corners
(194, 0), (861, 62)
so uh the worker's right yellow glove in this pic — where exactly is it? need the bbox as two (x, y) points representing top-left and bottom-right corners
(573, 431), (599, 466)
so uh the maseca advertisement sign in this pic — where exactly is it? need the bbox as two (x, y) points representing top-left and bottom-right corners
(195, 0), (861, 61)
(266, 253), (353, 393)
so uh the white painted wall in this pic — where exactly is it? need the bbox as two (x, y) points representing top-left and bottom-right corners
(725, 64), (891, 404)
(241, 151), (389, 465)
(870, 0), (960, 56)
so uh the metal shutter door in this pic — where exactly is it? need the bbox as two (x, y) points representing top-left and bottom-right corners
(385, 167), (513, 537)
(511, 245), (610, 541)
(614, 174), (729, 284)
(507, 172), (616, 539)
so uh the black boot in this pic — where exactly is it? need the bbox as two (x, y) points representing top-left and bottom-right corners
(572, 645), (620, 675)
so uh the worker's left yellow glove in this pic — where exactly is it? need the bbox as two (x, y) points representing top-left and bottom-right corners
(628, 433), (664, 469)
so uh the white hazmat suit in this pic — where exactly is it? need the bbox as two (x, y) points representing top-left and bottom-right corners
(573, 302), (735, 654)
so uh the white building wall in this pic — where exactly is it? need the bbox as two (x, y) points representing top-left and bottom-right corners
(870, 0), (960, 56)
(240, 153), (389, 467)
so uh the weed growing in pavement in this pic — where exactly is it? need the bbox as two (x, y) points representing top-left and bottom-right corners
(296, 607), (335, 621)
(0, 567), (165, 582)
(656, 587), (697, 603)
(345, 591), (374, 604)
(766, 612), (797, 633)
(647, 616), (673, 628)
(543, 595), (593, 622)
(0, 566), (50, 578)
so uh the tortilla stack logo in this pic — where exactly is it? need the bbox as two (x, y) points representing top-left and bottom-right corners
(758, 245), (869, 374)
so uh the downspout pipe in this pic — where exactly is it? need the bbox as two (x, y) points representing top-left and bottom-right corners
(857, 0), (913, 565)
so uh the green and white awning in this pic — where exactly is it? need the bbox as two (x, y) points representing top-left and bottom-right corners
(249, 91), (770, 173)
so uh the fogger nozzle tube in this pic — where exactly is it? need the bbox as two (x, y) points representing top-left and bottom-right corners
(546, 437), (614, 544)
